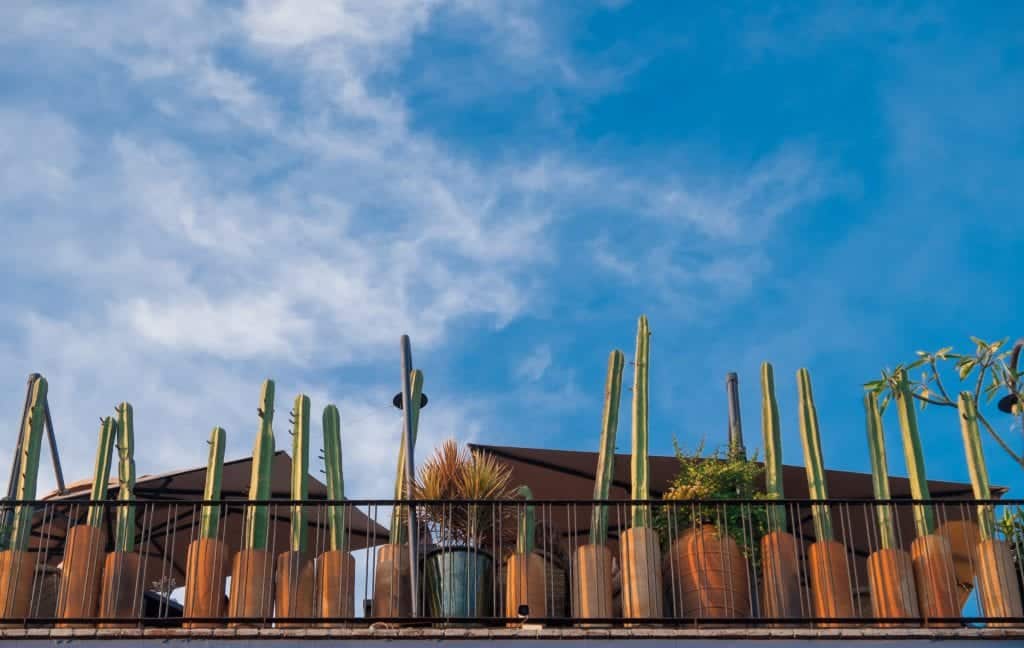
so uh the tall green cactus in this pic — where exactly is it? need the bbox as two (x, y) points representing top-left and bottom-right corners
(242, 379), (275, 550)
(290, 394), (310, 553)
(516, 485), (536, 555)
(8, 376), (47, 552)
(114, 402), (136, 553)
(323, 404), (346, 552)
(760, 363), (787, 531)
(631, 315), (651, 529)
(894, 370), (935, 537)
(864, 395), (896, 550)
(957, 392), (994, 541)
(390, 369), (423, 545)
(796, 368), (832, 542)
(87, 416), (117, 529)
(590, 350), (624, 545)
(200, 426), (226, 539)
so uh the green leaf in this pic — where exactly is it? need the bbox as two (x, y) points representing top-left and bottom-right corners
(959, 360), (976, 380)
(970, 336), (986, 348)
(936, 347), (954, 359)
(907, 358), (927, 371)
(880, 393), (892, 414)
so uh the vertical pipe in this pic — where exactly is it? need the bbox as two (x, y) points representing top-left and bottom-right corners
(399, 334), (419, 618)
(43, 395), (66, 494)
(726, 372), (746, 461)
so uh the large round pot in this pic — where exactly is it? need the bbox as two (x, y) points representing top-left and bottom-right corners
(866, 548), (919, 623)
(666, 524), (751, 619)
(372, 544), (411, 618)
(504, 552), (546, 619)
(910, 534), (958, 623)
(424, 547), (493, 618)
(0, 550), (35, 621)
(620, 527), (663, 619)
(572, 543), (613, 619)
(317, 549), (355, 625)
(98, 551), (143, 626)
(228, 548), (275, 626)
(975, 538), (1023, 625)
(57, 524), (106, 626)
(807, 539), (856, 624)
(760, 530), (801, 620)
(184, 538), (230, 628)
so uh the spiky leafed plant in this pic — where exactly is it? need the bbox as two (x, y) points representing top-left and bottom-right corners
(515, 486), (536, 555)
(7, 377), (47, 552)
(322, 404), (346, 552)
(590, 350), (624, 546)
(864, 394), (896, 550)
(290, 394), (310, 554)
(87, 416), (118, 529)
(631, 315), (651, 529)
(114, 402), (136, 553)
(958, 392), (995, 541)
(760, 362), (786, 532)
(242, 380), (275, 550)
(390, 370), (423, 545)
(200, 426), (226, 540)
(797, 368), (832, 542)
(894, 370), (935, 537)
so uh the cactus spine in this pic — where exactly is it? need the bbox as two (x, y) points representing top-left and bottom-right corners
(8, 377), (47, 551)
(516, 485), (536, 555)
(894, 370), (935, 537)
(864, 394), (896, 550)
(242, 379), (275, 550)
(796, 368), (832, 541)
(200, 426), (226, 539)
(631, 315), (651, 529)
(323, 404), (346, 552)
(957, 392), (994, 541)
(390, 369), (423, 545)
(760, 363), (787, 531)
(290, 394), (311, 553)
(87, 416), (117, 529)
(114, 402), (136, 553)
(590, 350), (624, 545)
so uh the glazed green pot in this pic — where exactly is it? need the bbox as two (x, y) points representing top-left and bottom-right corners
(424, 547), (493, 618)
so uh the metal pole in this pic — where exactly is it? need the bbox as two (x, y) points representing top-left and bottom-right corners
(726, 372), (746, 460)
(42, 395), (66, 494)
(399, 335), (419, 617)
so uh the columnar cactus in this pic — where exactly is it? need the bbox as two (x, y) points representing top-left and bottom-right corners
(199, 426), (226, 540)
(242, 379), (275, 550)
(796, 368), (832, 541)
(760, 363), (787, 531)
(87, 416), (117, 529)
(631, 315), (651, 529)
(590, 350), (624, 545)
(8, 376), (47, 552)
(957, 392), (994, 541)
(864, 394), (896, 550)
(894, 370), (935, 537)
(114, 402), (136, 553)
(516, 485), (536, 555)
(390, 369), (424, 545)
(290, 394), (311, 554)
(323, 404), (346, 552)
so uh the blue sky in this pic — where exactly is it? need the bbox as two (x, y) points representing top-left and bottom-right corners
(0, 1), (1021, 499)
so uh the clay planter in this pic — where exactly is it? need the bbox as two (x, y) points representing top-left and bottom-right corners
(184, 538), (230, 628)
(57, 524), (106, 626)
(317, 550), (355, 625)
(910, 534), (958, 624)
(620, 527), (663, 619)
(98, 551), (143, 626)
(0, 550), (36, 620)
(372, 544), (411, 618)
(572, 543), (614, 619)
(866, 548), (919, 624)
(275, 550), (315, 625)
(975, 538), (1023, 625)
(228, 548), (275, 626)
(667, 525), (750, 619)
(505, 552), (547, 620)
(807, 539), (855, 624)
(760, 531), (802, 620)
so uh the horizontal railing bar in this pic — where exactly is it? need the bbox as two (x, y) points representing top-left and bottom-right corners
(4, 497), (1022, 505)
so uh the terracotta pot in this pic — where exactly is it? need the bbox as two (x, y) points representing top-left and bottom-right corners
(57, 524), (106, 626)
(867, 548), (919, 624)
(911, 534), (958, 624)
(184, 538), (230, 628)
(666, 525), (750, 619)
(572, 543), (614, 619)
(275, 550), (315, 625)
(937, 519), (979, 610)
(760, 530), (802, 620)
(372, 544), (411, 618)
(975, 538), (1023, 625)
(317, 550), (355, 625)
(228, 548), (274, 626)
(505, 552), (546, 620)
(98, 551), (143, 626)
(619, 527), (663, 619)
(0, 550), (36, 620)
(807, 539), (856, 624)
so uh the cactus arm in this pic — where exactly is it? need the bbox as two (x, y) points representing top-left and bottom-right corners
(390, 369), (423, 545)
(290, 394), (311, 553)
(515, 485), (536, 555)
(958, 392), (994, 541)
(894, 370), (935, 537)
(200, 426), (226, 539)
(760, 363), (787, 531)
(87, 416), (118, 529)
(590, 350), (624, 545)
(631, 315), (651, 529)
(114, 402), (136, 552)
(864, 394), (897, 550)
(796, 368), (833, 541)
(243, 379), (275, 550)
(8, 377), (48, 551)
(323, 404), (346, 552)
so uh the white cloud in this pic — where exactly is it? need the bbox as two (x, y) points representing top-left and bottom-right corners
(515, 345), (552, 382)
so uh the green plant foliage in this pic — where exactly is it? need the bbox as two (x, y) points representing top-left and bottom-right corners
(114, 402), (136, 553)
(591, 349), (624, 546)
(87, 416), (117, 529)
(200, 426), (226, 540)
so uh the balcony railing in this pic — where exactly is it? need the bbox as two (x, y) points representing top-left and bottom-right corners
(0, 498), (1021, 628)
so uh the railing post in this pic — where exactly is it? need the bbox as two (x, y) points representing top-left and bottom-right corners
(400, 335), (419, 618)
